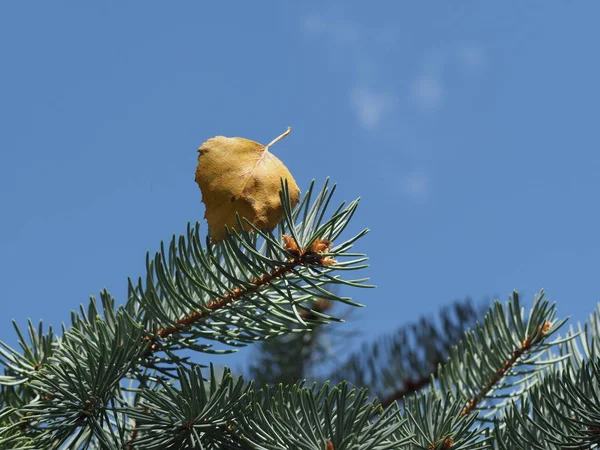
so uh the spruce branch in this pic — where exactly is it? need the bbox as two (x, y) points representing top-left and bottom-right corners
(492, 302), (600, 449)
(395, 390), (488, 450)
(245, 293), (348, 388)
(3, 171), (600, 448)
(1, 179), (374, 448)
(125, 365), (248, 450)
(327, 299), (483, 408)
(1, 282), (598, 448)
(459, 320), (552, 418)
(0, 319), (56, 428)
(130, 179), (370, 366)
(437, 290), (569, 422)
(236, 381), (409, 450)
(149, 233), (337, 345)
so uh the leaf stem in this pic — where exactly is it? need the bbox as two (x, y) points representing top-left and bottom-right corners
(265, 126), (292, 150)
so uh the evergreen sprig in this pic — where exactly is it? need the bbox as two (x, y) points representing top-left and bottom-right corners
(436, 291), (569, 421)
(132, 179), (370, 363)
(1, 179), (374, 448)
(126, 365), (247, 450)
(328, 299), (483, 408)
(236, 382), (407, 450)
(2, 178), (600, 449)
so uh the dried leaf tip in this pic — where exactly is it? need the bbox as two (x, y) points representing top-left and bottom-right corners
(265, 126), (292, 151)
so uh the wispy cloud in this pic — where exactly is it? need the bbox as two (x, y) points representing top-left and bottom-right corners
(379, 165), (431, 201)
(304, 11), (486, 203)
(302, 14), (394, 130)
(410, 50), (446, 111)
(350, 87), (393, 130)
(412, 75), (444, 111)
(399, 170), (430, 201)
(410, 44), (484, 111)
(458, 44), (485, 73)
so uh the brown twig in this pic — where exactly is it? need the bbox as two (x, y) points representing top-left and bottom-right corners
(146, 235), (336, 348)
(127, 235), (336, 446)
(460, 321), (552, 416)
(150, 262), (297, 343)
(379, 363), (440, 410)
(127, 419), (139, 450)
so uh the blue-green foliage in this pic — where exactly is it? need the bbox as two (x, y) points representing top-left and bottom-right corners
(1, 180), (599, 449)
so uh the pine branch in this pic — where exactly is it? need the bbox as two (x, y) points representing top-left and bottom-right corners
(0, 179), (373, 448)
(235, 381), (408, 450)
(394, 390), (488, 450)
(490, 302), (600, 449)
(125, 365), (248, 450)
(327, 298), (483, 408)
(3, 174), (600, 448)
(1, 282), (597, 449)
(148, 234), (337, 345)
(378, 366), (438, 411)
(130, 179), (370, 365)
(246, 292), (348, 387)
(492, 363), (600, 449)
(437, 290), (569, 422)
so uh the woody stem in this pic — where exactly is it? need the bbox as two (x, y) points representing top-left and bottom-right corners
(265, 126), (292, 150)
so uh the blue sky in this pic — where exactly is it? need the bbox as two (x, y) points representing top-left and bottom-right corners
(1, 3), (599, 369)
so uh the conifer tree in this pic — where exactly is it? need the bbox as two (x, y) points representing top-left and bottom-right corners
(247, 296), (485, 405)
(1, 178), (599, 449)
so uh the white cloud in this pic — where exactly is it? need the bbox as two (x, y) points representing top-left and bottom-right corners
(410, 44), (484, 111)
(399, 170), (430, 201)
(412, 75), (444, 111)
(350, 87), (392, 130)
(458, 44), (484, 72)
(379, 165), (431, 201)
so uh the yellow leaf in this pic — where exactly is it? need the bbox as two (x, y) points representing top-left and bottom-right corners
(195, 127), (300, 242)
